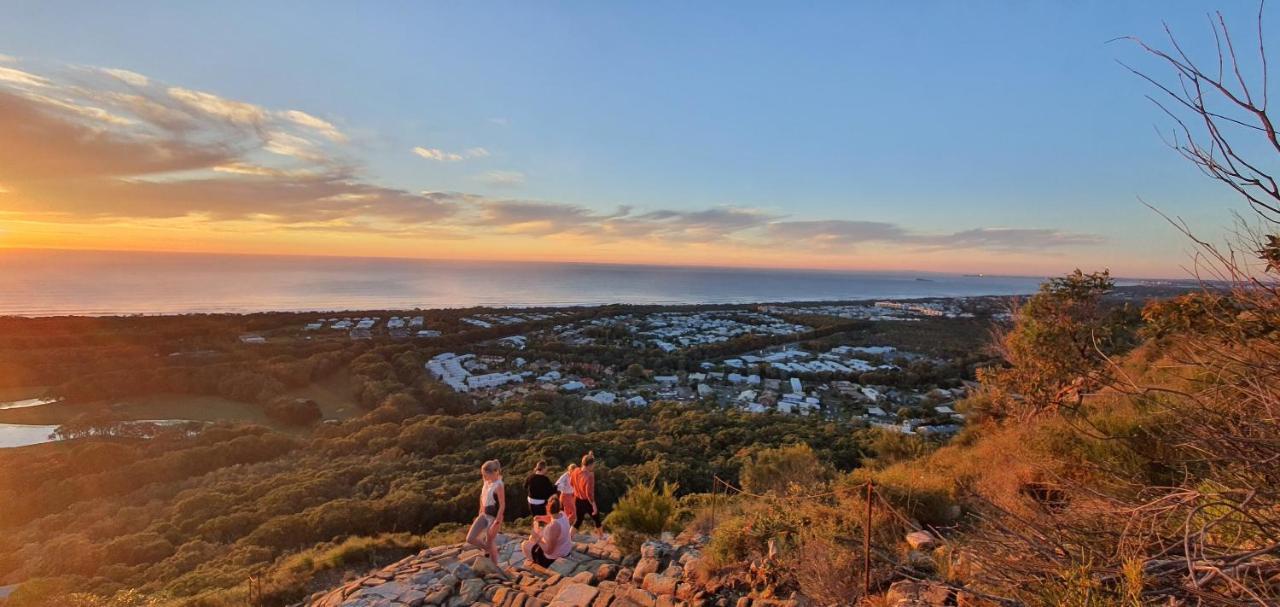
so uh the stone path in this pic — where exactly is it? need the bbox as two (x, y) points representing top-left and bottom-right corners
(304, 533), (716, 607)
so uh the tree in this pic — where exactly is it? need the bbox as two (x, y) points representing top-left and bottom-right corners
(977, 269), (1136, 419)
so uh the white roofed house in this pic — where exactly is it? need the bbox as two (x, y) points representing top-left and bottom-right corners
(466, 372), (522, 390)
(790, 377), (803, 394)
(653, 375), (679, 385)
(584, 391), (617, 405)
(625, 395), (648, 407)
(561, 381), (586, 392)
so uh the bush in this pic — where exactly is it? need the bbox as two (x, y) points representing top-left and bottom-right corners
(739, 443), (831, 496)
(604, 482), (678, 554)
(264, 398), (322, 426)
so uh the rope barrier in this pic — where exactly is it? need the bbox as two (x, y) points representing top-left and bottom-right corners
(708, 473), (929, 597)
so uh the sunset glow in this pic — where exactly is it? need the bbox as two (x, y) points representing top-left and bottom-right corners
(0, 3), (1261, 278)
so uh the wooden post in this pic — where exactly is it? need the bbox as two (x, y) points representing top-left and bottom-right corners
(863, 481), (873, 597)
(710, 475), (718, 529)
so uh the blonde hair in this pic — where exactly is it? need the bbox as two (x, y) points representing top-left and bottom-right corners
(481, 460), (502, 475)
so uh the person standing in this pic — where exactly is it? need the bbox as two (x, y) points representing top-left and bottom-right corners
(465, 460), (508, 573)
(520, 495), (574, 569)
(570, 452), (602, 533)
(555, 463), (578, 523)
(524, 460), (556, 521)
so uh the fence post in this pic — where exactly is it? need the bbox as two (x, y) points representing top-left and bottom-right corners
(863, 481), (873, 597)
(710, 475), (718, 529)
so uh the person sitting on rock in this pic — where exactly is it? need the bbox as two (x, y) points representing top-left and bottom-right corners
(521, 494), (573, 569)
(570, 452), (603, 534)
(555, 463), (578, 523)
(466, 459), (508, 575)
(524, 460), (557, 522)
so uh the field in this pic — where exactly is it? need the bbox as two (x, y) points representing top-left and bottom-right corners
(0, 372), (360, 430)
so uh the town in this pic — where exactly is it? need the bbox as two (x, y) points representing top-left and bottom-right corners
(271, 297), (1008, 436)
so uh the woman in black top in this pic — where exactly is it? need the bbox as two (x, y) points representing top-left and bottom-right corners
(524, 460), (557, 520)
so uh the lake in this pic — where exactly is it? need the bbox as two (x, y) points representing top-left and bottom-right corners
(0, 423), (59, 448)
(0, 249), (1052, 316)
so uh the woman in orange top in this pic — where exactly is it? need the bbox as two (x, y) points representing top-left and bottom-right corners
(570, 452), (602, 533)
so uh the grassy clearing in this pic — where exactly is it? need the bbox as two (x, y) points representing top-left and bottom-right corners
(283, 369), (361, 421)
(0, 394), (268, 426)
(0, 373), (362, 429)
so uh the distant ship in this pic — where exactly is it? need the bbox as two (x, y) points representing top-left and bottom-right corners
(963, 273), (986, 278)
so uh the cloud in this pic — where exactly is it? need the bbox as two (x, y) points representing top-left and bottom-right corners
(766, 220), (1102, 251)
(914, 228), (1106, 250)
(412, 146), (489, 162)
(167, 86), (267, 125)
(0, 66), (49, 88)
(0, 57), (1105, 257)
(478, 170), (526, 188)
(281, 109), (345, 142)
(101, 68), (149, 87)
(0, 62), (458, 230)
(413, 146), (464, 162)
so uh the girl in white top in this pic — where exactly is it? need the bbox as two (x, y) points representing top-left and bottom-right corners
(466, 460), (508, 575)
(555, 463), (578, 522)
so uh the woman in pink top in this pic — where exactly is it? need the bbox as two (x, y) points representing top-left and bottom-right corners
(521, 494), (574, 568)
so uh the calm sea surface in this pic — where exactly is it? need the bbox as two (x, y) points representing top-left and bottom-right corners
(0, 249), (1052, 317)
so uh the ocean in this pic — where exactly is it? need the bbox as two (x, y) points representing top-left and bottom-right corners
(0, 249), (1051, 317)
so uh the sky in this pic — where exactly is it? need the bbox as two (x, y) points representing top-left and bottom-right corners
(0, 1), (1272, 278)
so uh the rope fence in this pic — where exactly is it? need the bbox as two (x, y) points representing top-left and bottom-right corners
(708, 474), (929, 596)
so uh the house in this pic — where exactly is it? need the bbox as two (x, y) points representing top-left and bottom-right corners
(653, 375), (679, 385)
(561, 381), (586, 392)
(625, 395), (648, 407)
(239, 334), (266, 344)
(467, 373), (522, 390)
(584, 391), (617, 405)
(790, 378), (803, 393)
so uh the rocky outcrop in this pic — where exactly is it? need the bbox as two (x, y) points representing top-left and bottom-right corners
(303, 534), (713, 607)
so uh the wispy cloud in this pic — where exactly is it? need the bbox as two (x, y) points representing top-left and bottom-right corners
(281, 109), (345, 142)
(101, 67), (149, 87)
(0, 57), (1105, 258)
(412, 146), (489, 162)
(0, 66), (49, 88)
(477, 170), (526, 188)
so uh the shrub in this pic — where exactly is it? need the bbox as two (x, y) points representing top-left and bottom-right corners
(739, 443), (831, 496)
(604, 482), (678, 554)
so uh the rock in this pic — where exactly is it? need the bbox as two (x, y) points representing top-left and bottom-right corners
(622, 555), (640, 568)
(633, 557), (661, 579)
(424, 585), (453, 606)
(660, 564), (682, 579)
(615, 568), (633, 584)
(736, 598), (752, 607)
(452, 563), (477, 580)
(550, 557), (582, 576)
(459, 578), (487, 604)
(640, 541), (670, 560)
(904, 531), (937, 551)
(655, 596), (678, 607)
(552, 582), (600, 607)
(628, 587), (657, 607)
(592, 590), (616, 607)
(641, 574), (678, 596)
(595, 563), (619, 581)
(885, 581), (951, 606)
(399, 588), (428, 607)
(571, 571), (596, 585)
(472, 556), (505, 578)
